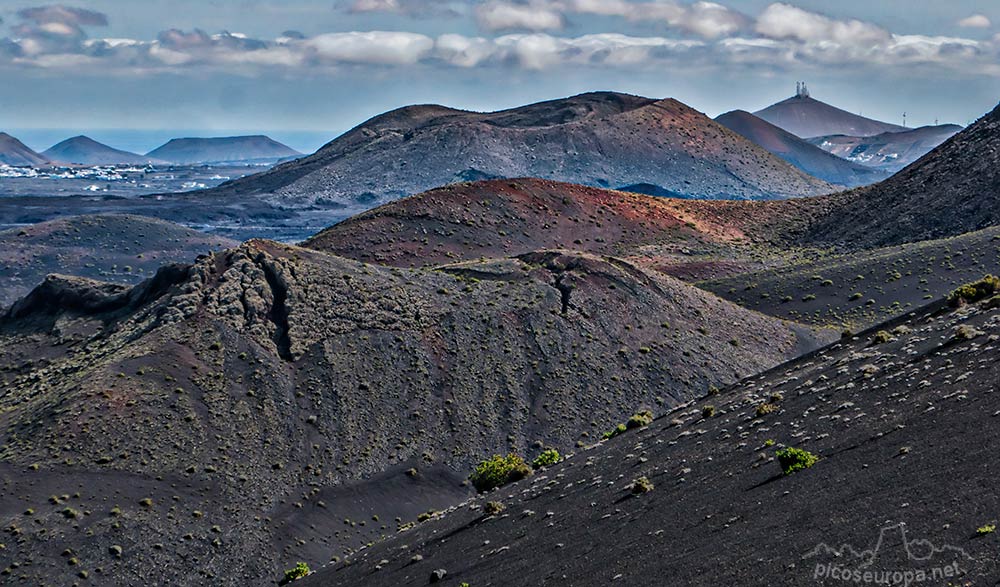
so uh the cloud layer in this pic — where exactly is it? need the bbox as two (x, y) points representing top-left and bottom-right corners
(1, 2), (998, 77)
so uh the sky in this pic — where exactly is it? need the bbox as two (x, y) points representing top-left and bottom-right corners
(1, 1), (999, 150)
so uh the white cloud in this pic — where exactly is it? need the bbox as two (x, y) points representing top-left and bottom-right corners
(306, 31), (435, 65)
(755, 3), (890, 45)
(476, 2), (564, 32)
(562, 0), (748, 39)
(958, 14), (991, 29)
(1, 3), (997, 78)
(435, 33), (497, 67)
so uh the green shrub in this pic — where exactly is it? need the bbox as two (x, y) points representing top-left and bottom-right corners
(948, 275), (1000, 307)
(776, 447), (819, 475)
(872, 330), (892, 344)
(631, 476), (654, 494)
(602, 423), (627, 440)
(604, 410), (653, 440)
(702, 405), (716, 418)
(976, 524), (996, 536)
(483, 501), (505, 516)
(755, 403), (779, 417)
(531, 449), (561, 469)
(280, 562), (310, 585)
(469, 454), (532, 493)
(626, 410), (653, 430)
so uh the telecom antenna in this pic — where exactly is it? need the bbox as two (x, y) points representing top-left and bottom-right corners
(903, 112), (907, 128)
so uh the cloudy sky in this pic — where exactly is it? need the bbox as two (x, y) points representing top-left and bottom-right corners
(1, 1), (998, 144)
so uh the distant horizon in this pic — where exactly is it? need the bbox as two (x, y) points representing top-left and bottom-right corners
(4, 85), (987, 157)
(4, 128), (337, 156)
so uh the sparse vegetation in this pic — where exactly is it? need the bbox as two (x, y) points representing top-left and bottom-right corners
(470, 454), (532, 493)
(603, 410), (654, 440)
(280, 562), (310, 585)
(631, 476), (654, 494)
(483, 501), (505, 516)
(702, 405), (716, 418)
(531, 449), (561, 469)
(776, 447), (819, 475)
(755, 402), (779, 417)
(872, 330), (892, 344)
(976, 524), (996, 536)
(947, 275), (1000, 307)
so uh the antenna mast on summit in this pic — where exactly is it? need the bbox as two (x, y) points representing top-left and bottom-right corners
(903, 112), (907, 127)
(796, 82), (809, 98)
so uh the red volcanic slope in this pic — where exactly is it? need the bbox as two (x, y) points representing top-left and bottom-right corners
(303, 178), (766, 268)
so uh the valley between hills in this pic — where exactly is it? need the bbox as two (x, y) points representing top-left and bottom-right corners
(0, 90), (998, 587)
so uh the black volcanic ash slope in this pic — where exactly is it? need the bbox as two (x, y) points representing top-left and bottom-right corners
(702, 225), (1000, 331)
(42, 136), (161, 166)
(0, 240), (829, 586)
(303, 290), (1000, 587)
(203, 92), (834, 208)
(0, 132), (49, 167)
(716, 110), (888, 187)
(0, 214), (236, 307)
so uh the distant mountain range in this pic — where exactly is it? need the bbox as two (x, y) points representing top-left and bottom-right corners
(0, 132), (302, 166)
(0, 132), (50, 167)
(807, 124), (963, 173)
(715, 110), (889, 187)
(145, 135), (302, 165)
(204, 92), (835, 207)
(42, 135), (163, 166)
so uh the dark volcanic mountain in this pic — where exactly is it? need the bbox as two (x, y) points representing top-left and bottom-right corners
(42, 135), (162, 166)
(203, 92), (834, 208)
(0, 239), (829, 586)
(0, 214), (236, 307)
(755, 92), (905, 138)
(808, 124), (963, 173)
(305, 289), (1000, 586)
(146, 135), (302, 165)
(800, 101), (1000, 248)
(0, 132), (49, 167)
(716, 110), (888, 187)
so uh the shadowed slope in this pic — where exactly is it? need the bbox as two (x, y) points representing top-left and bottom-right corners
(716, 110), (888, 187)
(801, 102), (1000, 249)
(0, 240), (829, 586)
(0, 214), (235, 307)
(0, 132), (49, 167)
(301, 290), (1000, 587)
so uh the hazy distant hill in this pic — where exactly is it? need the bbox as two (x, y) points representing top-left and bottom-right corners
(715, 110), (888, 187)
(808, 124), (963, 173)
(202, 92), (834, 208)
(800, 101), (1000, 248)
(146, 135), (302, 165)
(0, 132), (50, 167)
(755, 92), (906, 138)
(42, 135), (163, 166)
